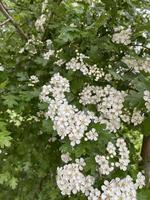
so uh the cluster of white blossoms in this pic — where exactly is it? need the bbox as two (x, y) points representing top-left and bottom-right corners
(61, 152), (72, 163)
(95, 155), (114, 175)
(131, 109), (144, 126)
(40, 73), (146, 200)
(40, 73), (96, 146)
(19, 36), (43, 54)
(57, 51), (112, 82)
(112, 27), (132, 45)
(43, 49), (55, 60)
(6, 109), (41, 126)
(28, 75), (39, 86)
(101, 172), (145, 200)
(43, 39), (55, 60)
(95, 138), (130, 175)
(57, 158), (101, 199)
(123, 56), (150, 73)
(116, 138), (130, 171)
(106, 142), (116, 157)
(85, 128), (98, 141)
(143, 90), (150, 111)
(7, 110), (23, 127)
(101, 176), (136, 200)
(35, 14), (46, 31)
(135, 171), (146, 189)
(57, 159), (144, 200)
(79, 85), (126, 132)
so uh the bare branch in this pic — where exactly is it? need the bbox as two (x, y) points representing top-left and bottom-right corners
(0, 1), (28, 40)
(0, 18), (10, 26)
(128, 44), (150, 51)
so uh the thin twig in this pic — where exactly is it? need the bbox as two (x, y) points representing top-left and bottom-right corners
(0, 1), (28, 40)
(129, 44), (150, 51)
(0, 18), (10, 26)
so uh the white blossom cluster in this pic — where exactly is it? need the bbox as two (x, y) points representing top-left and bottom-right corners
(106, 142), (116, 157)
(95, 155), (114, 175)
(64, 52), (108, 81)
(35, 14), (46, 31)
(101, 176), (136, 200)
(120, 111), (131, 124)
(123, 56), (150, 74)
(7, 110), (23, 127)
(55, 58), (65, 66)
(116, 138), (130, 171)
(112, 27), (132, 45)
(57, 158), (101, 199)
(95, 138), (130, 175)
(43, 49), (55, 60)
(79, 85), (126, 132)
(40, 73), (145, 200)
(135, 171), (145, 189)
(43, 39), (55, 60)
(19, 36), (43, 54)
(61, 152), (72, 163)
(131, 109), (144, 126)
(85, 128), (98, 141)
(40, 73), (96, 146)
(28, 75), (39, 86)
(143, 90), (150, 111)
(57, 159), (144, 200)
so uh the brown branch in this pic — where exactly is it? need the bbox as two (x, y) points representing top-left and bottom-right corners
(141, 135), (150, 187)
(128, 44), (150, 51)
(0, 1), (28, 40)
(0, 18), (10, 26)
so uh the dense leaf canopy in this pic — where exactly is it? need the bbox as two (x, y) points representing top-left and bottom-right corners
(0, 0), (150, 199)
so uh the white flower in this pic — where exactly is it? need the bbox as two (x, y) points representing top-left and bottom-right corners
(43, 49), (55, 60)
(143, 90), (150, 111)
(80, 85), (126, 132)
(19, 47), (24, 54)
(46, 39), (53, 48)
(88, 188), (101, 200)
(95, 155), (114, 175)
(123, 56), (150, 74)
(40, 73), (95, 146)
(106, 142), (116, 157)
(101, 176), (137, 200)
(28, 75), (39, 86)
(116, 138), (130, 171)
(95, 138), (130, 175)
(135, 172), (145, 189)
(7, 110), (23, 127)
(61, 153), (72, 163)
(112, 27), (132, 45)
(64, 52), (105, 81)
(85, 128), (98, 141)
(131, 109), (144, 126)
(56, 160), (96, 198)
(35, 14), (46, 31)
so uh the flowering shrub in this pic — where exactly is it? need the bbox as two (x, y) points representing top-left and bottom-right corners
(0, 0), (150, 199)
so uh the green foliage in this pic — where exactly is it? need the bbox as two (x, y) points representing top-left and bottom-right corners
(0, 120), (12, 148)
(0, 0), (150, 199)
(137, 188), (150, 200)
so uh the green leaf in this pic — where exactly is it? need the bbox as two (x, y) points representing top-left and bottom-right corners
(0, 121), (12, 148)
(137, 188), (150, 200)
(3, 95), (18, 108)
(9, 177), (18, 190)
